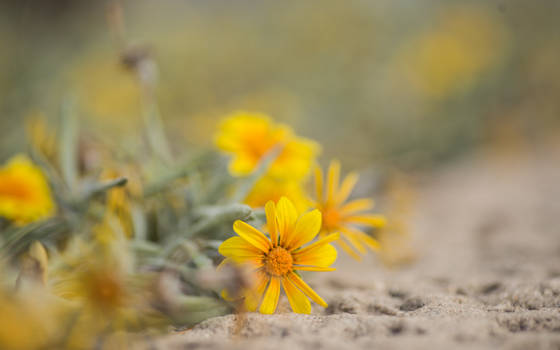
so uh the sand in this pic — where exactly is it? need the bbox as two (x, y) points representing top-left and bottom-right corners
(150, 146), (560, 350)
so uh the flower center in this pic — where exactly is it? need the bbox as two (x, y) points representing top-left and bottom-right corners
(264, 247), (293, 276)
(322, 206), (341, 231)
(0, 175), (35, 202)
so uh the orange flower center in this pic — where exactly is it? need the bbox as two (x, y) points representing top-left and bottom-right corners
(243, 131), (276, 161)
(264, 247), (293, 276)
(86, 269), (125, 310)
(322, 206), (341, 231)
(0, 176), (35, 202)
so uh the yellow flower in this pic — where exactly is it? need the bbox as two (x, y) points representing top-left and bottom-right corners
(0, 155), (55, 225)
(219, 197), (338, 314)
(314, 160), (386, 260)
(395, 5), (509, 99)
(215, 112), (319, 180)
(244, 176), (310, 213)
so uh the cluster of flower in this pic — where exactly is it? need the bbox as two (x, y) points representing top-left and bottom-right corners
(0, 110), (385, 349)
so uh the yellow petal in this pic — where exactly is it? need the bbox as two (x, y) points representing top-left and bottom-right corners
(244, 270), (270, 312)
(336, 172), (359, 204)
(326, 160), (340, 203)
(346, 215), (386, 228)
(229, 154), (258, 177)
(314, 165), (324, 203)
(285, 209), (322, 251)
(340, 198), (375, 215)
(292, 232), (340, 257)
(287, 272), (327, 308)
(293, 266), (336, 272)
(354, 231), (381, 251)
(233, 220), (272, 253)
(265, 201), (278, 247)
(277, 197), (298, 246)
(219, 236), (263, 258)
(336, 237), (362, 261)
(259, 276), (281, 314)
(340, 227), (367, 254)
(293, 243), (337, 267)
(282, 277), (311, 314)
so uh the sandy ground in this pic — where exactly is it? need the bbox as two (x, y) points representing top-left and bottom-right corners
(151, 146), (560, 350)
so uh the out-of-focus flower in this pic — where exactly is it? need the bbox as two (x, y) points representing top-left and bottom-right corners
(215, 112), (319, 180)
(68, 56), (142, 129)
(244, 176), (310, 213)
(48, 231), (165, 348)
(0, 155), (55, 225)
(314, 160), (386, 260)
(395, 5), (509, 99)
(219, 197), (338, 314)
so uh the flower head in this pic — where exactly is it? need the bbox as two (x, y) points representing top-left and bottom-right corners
(215, 112), (319, 180)
(219, 197), (338, 314)
(314, 160), (386, 260)
(0, 155), (55, 225)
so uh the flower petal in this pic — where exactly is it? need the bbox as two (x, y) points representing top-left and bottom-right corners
(244, 270), (270, 312)
(265, 201), (278, 247)
(277, 197), (298, 246)
(336, 237), (362, 261)
(340, 227), (367, 254)
(292, 232), (340, 257)
(293, 266), (336, 272)
(229, 154), (258, 176)
(285, 209), (322, 251)
(233, 220), (272, 253)
(287, 272), (327, 308)
(282, 277), (311, 314)
(314, 165), (324, 203)
(259, 276), (281, 314)
(345, 214), (386, 228)
(218, 239), (264, 267)
(326, 160), (340, 204)
(336, 172), (359, 204)
(219, 236), (262, 258)
(340, 198), (375, 215)
(353, 231), (381, 251)
(293, 242), (337, 267)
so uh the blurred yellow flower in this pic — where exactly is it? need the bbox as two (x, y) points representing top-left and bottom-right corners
(215, 112), (319, 180)
(48, 233), (163, 348)
(396, 5), (509, 99)
(244, 176), (310, 213)
(314, 160), (386, 260)
(0, 155), (55, 225)
(219, 197), (338, 314)
(69, 55), (142, 129)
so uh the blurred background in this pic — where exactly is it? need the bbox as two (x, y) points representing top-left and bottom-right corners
(1, 0), (559, 171)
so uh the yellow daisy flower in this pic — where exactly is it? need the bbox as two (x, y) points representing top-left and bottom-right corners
(219, 197), (338, 314)
(314, 160), (386, 260)
(0, 155), (55, 225)
(215, 112), (319, 180)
